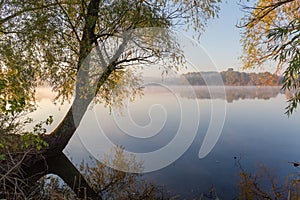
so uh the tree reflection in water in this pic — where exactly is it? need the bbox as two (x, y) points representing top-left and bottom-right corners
(236, 157), (300, 200)
(29, 146), (165, 200)
(179, 86), (284, 103)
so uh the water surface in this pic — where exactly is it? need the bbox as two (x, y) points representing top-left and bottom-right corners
(33, 86), (300, 199)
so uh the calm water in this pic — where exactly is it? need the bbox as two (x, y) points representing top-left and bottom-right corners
(32, 86), (300, 199)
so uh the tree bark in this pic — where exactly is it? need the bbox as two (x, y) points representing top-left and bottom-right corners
(41, 0), (101, 158)
(42, 97), (91, 157)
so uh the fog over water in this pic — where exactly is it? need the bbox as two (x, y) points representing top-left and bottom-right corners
(31, 86), (300, 199)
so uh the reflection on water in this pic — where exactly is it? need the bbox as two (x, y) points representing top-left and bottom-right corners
(178, 86), (283, 102)
(31, 86), (300, 199)
(237, 161), (300, 199)
(34, 85), (283, 103)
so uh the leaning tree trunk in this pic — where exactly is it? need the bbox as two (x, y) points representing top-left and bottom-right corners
(41, 0), (118, 158)
(18, 0), (106, 197)
(41, 0), (102, 158)
(42, 97), (91, 158)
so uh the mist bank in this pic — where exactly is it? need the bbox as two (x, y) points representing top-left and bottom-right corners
(177, 86), (283, 103)
(142, 69), (282, 86)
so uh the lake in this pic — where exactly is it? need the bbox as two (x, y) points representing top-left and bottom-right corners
(32, 86), (300, 199)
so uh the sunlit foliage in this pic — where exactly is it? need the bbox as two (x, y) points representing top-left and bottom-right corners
(239, 0), (300, 115)
(0, 0), (222, 110)
(0, 0), (223, 198)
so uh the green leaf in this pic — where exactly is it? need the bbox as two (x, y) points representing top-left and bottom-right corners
(0, 154), (6, 161)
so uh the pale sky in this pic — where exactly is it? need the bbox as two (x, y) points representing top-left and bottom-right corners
(199, 0), (277, 73)
(199, 0), (243, 71)
(138, 0), (278, 77)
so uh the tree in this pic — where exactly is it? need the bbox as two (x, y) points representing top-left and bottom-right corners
(0, 0), (222, 197)
(182, 70), (280, 86)
(239, 0), (300, 115)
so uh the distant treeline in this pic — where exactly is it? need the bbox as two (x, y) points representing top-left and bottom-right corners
(181, 68), (281, 86)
